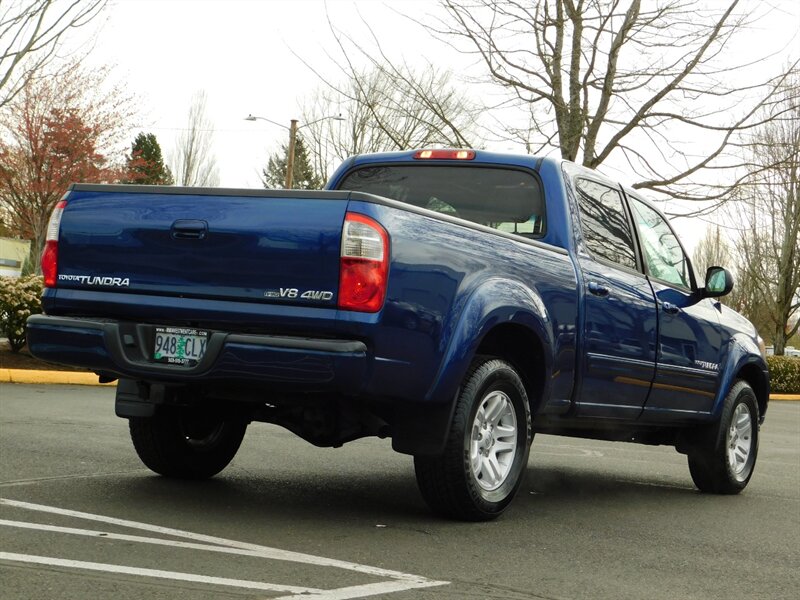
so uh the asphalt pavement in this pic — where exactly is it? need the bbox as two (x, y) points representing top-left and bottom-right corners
(1, 383), (798, 600)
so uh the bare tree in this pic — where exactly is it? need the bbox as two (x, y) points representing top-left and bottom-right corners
(300, 65), (480, 181)
(293, 9), (482, 181)
(424, 0), (798, 202)
(0, 0), (106, 108)
(172, 90), (219, 187)
(692, 225), (732, 280)
(729, 72), (800, 355)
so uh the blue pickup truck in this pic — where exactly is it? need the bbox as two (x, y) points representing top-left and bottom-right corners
(27, 149), (769, 520)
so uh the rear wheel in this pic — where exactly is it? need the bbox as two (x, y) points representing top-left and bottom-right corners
(414, 357), (532, 521)
(687, 380), (759, 494)
(129, 408), (247, 479)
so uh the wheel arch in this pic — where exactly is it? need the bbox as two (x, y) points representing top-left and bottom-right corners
(425, 278), (555, 407)
(714, 333), (769, 424)
(734, 362), (769, 423)
(475, 323), (547, 415)
(393, 279), (554, 456)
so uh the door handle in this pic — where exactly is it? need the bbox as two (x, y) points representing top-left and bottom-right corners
(171, 220), (208, 240)
(662, 302), (681, 315)
(588, 281), (610, 297)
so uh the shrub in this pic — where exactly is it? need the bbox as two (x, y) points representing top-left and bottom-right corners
(0, 275), (44, 352)
(766, 355), (800, 394)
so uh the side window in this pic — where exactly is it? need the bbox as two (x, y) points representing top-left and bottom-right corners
(575, 178), (638, 270)
(629, 197), (692, 289)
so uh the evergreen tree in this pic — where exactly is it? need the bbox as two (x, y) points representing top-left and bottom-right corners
(123, 132), (174, 185)
(261, 135), (323, 190)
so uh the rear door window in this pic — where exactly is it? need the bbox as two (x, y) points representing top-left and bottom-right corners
(574, 178), (638, 271)
(338, 165), (545, 238)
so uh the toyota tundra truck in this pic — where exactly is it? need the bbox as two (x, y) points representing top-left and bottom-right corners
(26, 149), (770, 520)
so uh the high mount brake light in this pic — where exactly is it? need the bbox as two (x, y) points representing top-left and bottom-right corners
(42, 199), (67, 288)
(413, 149), (475, 160)
(339, 213), (389, 313)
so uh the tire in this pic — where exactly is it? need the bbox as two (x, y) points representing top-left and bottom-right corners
(687, 380), (759, 494)
(414, 357), (532, 521)
(129, 408), (247, 479)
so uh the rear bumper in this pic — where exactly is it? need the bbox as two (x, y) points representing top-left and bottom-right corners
(26, 314), (368, 393)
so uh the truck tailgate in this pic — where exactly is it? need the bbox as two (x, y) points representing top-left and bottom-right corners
(57, 186), (348, 306)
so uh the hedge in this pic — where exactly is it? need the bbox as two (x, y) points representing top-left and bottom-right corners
(767, 355), (800, 394)
(0, 275), (43, 352)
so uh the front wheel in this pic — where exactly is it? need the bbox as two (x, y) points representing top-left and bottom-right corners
(414, 357), (532, 521)
(129, 408), (247, 479)
(687, 380), (759, 494)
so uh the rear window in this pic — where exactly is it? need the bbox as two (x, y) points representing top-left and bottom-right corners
(338, 165), (545, 238)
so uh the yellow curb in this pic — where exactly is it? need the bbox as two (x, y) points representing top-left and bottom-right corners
(770, 394), (800, 401)
(0, 369), (115, 386)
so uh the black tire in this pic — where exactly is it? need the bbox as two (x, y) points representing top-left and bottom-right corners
(687, 380), (759, 494)
(414, 357), (532, 521)
(129, 408), (247, 479)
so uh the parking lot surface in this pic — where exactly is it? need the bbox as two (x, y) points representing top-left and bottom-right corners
(1, 383), (798, 599)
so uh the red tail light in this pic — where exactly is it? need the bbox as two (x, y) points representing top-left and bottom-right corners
(42, 200), (67, 288)
(338, 213), (389, 312)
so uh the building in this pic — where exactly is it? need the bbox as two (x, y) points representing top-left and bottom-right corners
(0, 238), (31, 277)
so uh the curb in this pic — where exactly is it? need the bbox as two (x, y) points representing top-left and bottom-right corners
(1, 368), (799, 400)
(0, 369), (115, 386)
(770, 394), (800, 401)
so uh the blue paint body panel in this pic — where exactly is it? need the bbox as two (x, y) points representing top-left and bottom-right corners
(28, 150), (769, 455)
(57, 189), (346, 306)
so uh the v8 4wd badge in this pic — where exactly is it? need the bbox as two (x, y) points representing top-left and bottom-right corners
(264, 288), (334, 301)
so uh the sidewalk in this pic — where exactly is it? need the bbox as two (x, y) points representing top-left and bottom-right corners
(1, 368), (798, 400)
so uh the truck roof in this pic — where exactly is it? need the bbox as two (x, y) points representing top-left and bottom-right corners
(345, 149), (556, 171)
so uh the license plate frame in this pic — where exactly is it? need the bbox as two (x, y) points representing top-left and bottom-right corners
(152, 326), (209, 366)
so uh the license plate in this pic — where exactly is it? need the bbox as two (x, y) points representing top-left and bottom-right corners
(152, 327), (208, 365)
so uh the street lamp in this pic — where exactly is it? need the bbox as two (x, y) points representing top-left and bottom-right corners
(245, 113), (344, 189)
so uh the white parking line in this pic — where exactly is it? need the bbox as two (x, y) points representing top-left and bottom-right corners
(0, 498), (449, 599)
(0, 519), (353, 564)
(0, 498), (419, 580)
(536, 445), (604, 458)
(0, 552), (319, 594)
(273, 580), (449, 600)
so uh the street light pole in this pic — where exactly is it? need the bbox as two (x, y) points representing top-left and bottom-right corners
(245, 113), (344, 190)
(285, 119), (298, 190)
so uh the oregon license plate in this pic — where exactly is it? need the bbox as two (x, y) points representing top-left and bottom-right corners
(153, 327), (208, 365)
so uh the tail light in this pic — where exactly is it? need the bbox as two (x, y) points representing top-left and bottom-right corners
(338, 212), (389, 312)
(42, 199), (67, 288)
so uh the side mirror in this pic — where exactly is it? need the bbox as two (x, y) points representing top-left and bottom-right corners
(703, 266), (734, 298)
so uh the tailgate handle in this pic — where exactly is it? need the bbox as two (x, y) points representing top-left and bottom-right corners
(171, 220), (208, 240)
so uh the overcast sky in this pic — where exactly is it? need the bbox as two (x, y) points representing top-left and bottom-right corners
(86, 0), (460, 187)
(83, 0), (799, 250)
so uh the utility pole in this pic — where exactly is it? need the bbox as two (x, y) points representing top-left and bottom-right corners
(285, 119), (298, 190)
(245, 113), (344, 190)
